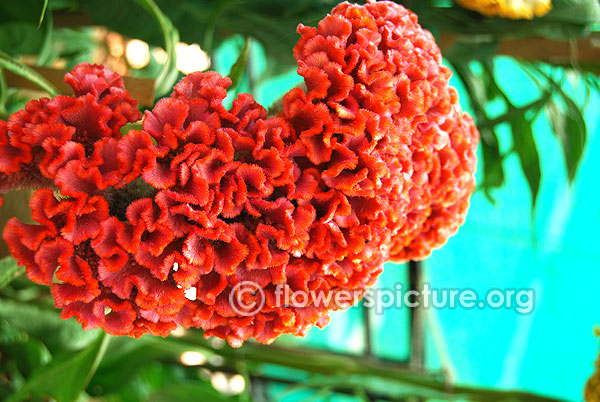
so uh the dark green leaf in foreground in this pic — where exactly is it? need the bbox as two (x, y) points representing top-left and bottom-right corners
(0, 23), (45, 56)
(6, 331), (109, 402)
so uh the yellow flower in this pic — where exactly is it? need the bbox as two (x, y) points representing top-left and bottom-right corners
(456, 0), (552, 20)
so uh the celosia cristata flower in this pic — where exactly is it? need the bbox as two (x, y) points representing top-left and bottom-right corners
(1, 0), (478, 346)
(456, 0), (552, 20)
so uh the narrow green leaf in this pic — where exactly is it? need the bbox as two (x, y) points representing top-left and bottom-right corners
(511, 115), (541, 210)
(36, 11), (54, 66)
(562, 108), (586, 182)
(0, 50), (58, 96)
(450, 59), (505, 198)
(547, 102), (586, 183)
(38, 0), (49, 28)
(556, 89), (587, 183)
(133, 0), (180, 98)
(6, 331), (110, 402)
(0, 257), (25, 289)
(538, 70), (587, 183)
(0, 68), (8, 119)
(228, 37), (251, 91)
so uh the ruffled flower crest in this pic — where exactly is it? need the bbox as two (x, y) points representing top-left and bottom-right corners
(1, 1), (478, 347)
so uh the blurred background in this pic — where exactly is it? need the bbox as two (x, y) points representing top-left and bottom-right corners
(0, 0), (599, 401)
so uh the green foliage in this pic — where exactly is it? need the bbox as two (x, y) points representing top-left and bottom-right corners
(449, 55), (592, 208)
(423, 0), (600, 39)
(0, 23), (46, 56)
(38, 0), (49, 28)
(0, 299), (99, 353)
(510, 115), (542, 210)
(5, 332), (109, 402)
(539, 71), (588, 182)
(0, 257), (24, 289)
(133, 0), (180, 98)
(0, 50), (58, 96)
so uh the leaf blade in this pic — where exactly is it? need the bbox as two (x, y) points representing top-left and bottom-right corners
(0, 50), (58, 96)
(535, 67), (587, 183)
(228, 37), (250, 91)
(511, 115), (541, 210)
(133, 0), (180, 98)
(6, 331), (110, 402)
(38, 0), (49, 28)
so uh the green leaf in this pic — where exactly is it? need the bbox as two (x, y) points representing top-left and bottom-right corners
(0, 257), (25, 289)
(0, 50), (58, 96)
(510, 115), (541, 210)
(547, 100), (586, 183)
(36, 11), (55, 66)
(38, 0), (49, 28)
(0, 68), (7, 119)
(6, 331), (110, 402)
(89, 335), (226, 395)
(120, 121), (143, 136)
(0, 319), (26, 344)
(0, 298), (99, 353)
(536, 68), (587, 183)
(51, 27), (96, 69)
(1, 338), (52, 378)
(450, 59), (505, 198)
(228, 37), (250, 91)
(0, 23), (45, 55)
(89, 337), (179, 394)
(133, 0), (180, 98)
(561, 108), (586, 182)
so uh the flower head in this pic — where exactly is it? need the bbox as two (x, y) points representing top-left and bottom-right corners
(1, 1), (478, 346)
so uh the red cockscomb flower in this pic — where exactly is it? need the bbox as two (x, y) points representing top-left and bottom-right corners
(1, 0), (478, 347)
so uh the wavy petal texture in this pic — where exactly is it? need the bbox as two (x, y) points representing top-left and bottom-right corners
(1, 1), (478, 347)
